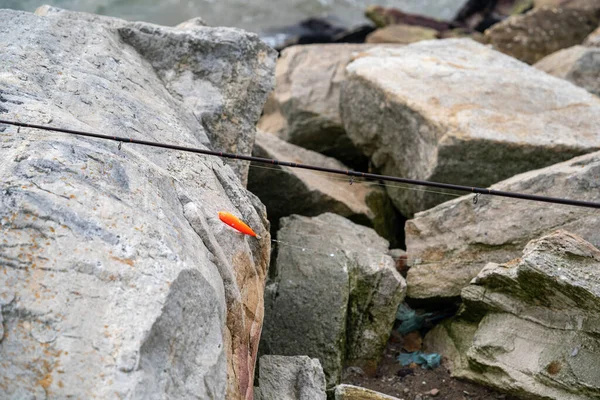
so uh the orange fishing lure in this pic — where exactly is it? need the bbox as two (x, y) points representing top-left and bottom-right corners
(218, 211), (260, 238)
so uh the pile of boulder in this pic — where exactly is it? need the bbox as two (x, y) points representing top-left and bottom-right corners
(254, 2), (600, 399)
(2, 2), (600, 400)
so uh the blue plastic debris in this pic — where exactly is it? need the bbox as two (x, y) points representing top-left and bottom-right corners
(395, 303), (457, 335)
(398, 351), (441, 369)
(396, 303), (433, 335)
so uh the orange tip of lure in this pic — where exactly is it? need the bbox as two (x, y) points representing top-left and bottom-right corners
(218, 211), (261, 239)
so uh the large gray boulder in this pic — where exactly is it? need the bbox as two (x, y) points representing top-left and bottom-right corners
(35, 5), (275, 185)
(485, 3), (600, 64)
(425, 230), (600, 400)
(261, 213), (406, 388)
(247, 131), (400, 245)
(341, 38), (600, 217)
(258, 355), (327, 400)
(0, 8), (273, 400)
(257, 44), (400, 168)
(535, 45), (600, 97)
(405, 150), (600, 301)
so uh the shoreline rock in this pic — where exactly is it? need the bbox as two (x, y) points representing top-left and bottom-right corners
(0, 8), (273, 399)
(425, 230), (600, 399)
(260, 213), (406, 388)
(406, 150), (600, 301)
(341, 38), (600, 217)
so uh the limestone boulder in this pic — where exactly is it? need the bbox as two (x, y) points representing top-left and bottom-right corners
(0, 8), (273, 400)
(257, 44), (401, 169)
(406, 150), (600, 301)
(257, 356), (327, 400)
(260, 214), (406, 388)
(365, 24), (438, 44)
(485, 3), (600, 64)
(535, 45), (600, 96)
(247, 131), (400, 245)
(341, 39), (600, 217)
(425, 230), (600, 400)
(35, 5), (275, 185)
(335, 384), (401, 400)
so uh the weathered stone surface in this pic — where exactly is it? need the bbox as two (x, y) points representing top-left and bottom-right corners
(425, 231), (600, 400)
(341, 39), (600, 217)
(366, 24), (438, 44)
(406, 151), (600, 300)
(247, 131), (400, 245)
(535, 45), (600, 96)
(261, 214), (406, 388)
(258, 355), (327, 400)
(257, 44), (400, 168)
(485, 4), (600, 64)
(335, 384), (401, 400)
(584, 25), (600, 46)
(0, 8), (273, 400)
(36, 5), (276, 185)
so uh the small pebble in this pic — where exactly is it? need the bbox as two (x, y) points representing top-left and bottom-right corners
(404, 388), (410, 394)
(427, 388), (440, 397)
(396, 368), (414, 378)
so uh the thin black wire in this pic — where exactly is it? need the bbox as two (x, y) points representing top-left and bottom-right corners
(2, 118), (599, 209)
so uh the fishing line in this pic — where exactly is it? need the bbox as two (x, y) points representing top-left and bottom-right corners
(248, 163), (465, 199)
(2, 118), (599, 209)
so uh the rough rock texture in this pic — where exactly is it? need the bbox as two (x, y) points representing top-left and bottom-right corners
(260, 214), (406, 388)
(257, 355), (327, 400)
(425, 231), (600, 400)
(335, 384), (401, 400)
(535, 45), (600, 96)
(247, 131), (400, 245)
(341, 39), (600, 217)
(584, 26), (600, 46)
(0, 8), (274, 400)
(36, 5), (275, 185)
(365, 24), (438, 44)
(406, 151), (600, 301)
(257, 44), (401, 169)
(485, 4), (600, 64)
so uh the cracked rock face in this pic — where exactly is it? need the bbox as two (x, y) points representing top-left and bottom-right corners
(0, 8), (273, 400)
(425, 230), (600, 400)
(405, 151), (600, 301)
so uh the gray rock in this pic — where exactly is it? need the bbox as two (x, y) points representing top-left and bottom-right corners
(261, 214), (406, 388)
(535, 45), (600, 96)
(584, 26), (600, 46)
(335, 384), (402, 399)
(258, 355), (327, 400)
(365, 24), (438, 44)
(257, 44), (400, 169)
(341, 39), (600, 217)
(425, 230), (600, 400)
(36, 5), (276, 185)
(0, 9), (272, 400)
(405, 150), (600, 301)
(485, 4), (600, 64)
(247, 131), (400, 246)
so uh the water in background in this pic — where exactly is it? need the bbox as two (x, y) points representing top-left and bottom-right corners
(0, 0), (465, 33)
